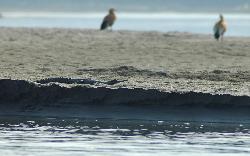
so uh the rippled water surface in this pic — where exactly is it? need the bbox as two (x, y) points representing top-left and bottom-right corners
(0, 117), (250, 156)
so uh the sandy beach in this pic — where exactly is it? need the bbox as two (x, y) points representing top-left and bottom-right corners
(0, 27), (250, 96)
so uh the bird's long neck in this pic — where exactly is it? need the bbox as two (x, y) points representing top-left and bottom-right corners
(219, 16), (224, 23)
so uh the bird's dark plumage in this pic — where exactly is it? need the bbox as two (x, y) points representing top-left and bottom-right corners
(214, 30), (220, 40)
(213, 14), (227, 41)
(101, 20), (109, 30)
(100, 8), (116, 30)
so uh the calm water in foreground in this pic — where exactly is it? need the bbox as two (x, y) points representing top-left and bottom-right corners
(0, 116), (250, 156)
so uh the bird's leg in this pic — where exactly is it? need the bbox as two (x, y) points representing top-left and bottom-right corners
(107, 27), (111, 31)
(221, 35), (224, 42)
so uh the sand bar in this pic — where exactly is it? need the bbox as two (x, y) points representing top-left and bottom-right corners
(0, 27), (250, 96)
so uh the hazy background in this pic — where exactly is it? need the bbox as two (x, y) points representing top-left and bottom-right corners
(0, 0), (249, 13)
(0, 0), (249, 36)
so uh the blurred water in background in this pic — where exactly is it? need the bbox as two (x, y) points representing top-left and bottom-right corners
(0, 0), (250, 36)
(0, 12), (250, 36)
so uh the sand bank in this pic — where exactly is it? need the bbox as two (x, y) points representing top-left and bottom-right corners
(0, 27), (250, 95)
(0, 27), (250, 121)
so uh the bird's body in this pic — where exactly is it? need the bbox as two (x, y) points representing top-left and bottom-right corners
(213, 15), (227, 41)
(100, 8), (117, 30)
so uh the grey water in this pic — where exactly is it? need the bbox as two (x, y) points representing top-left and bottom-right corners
(0, 0), (249, 13)
(0, 116), (250, 156)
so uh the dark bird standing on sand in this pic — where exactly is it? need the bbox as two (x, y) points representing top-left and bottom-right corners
(213, 14), (227, 41)
(100, 8), (117, 30)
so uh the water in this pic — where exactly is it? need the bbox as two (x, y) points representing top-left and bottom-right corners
(0, 13), (250, 36)
(0, 116), (250, 156)
(0, 0), (249, 37)
(0, 0), (249, 13)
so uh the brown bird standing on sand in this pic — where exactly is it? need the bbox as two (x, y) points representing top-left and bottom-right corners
(100, 8), (117, 30)
(213, 14), (227, 41)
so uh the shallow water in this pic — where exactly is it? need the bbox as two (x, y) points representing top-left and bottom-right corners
(0, 116), (250, 156)
(0, 13), (250, 36)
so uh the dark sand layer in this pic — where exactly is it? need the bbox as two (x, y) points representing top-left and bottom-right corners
(1, 79), (250, 123)
(0, 27), (250, 121)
